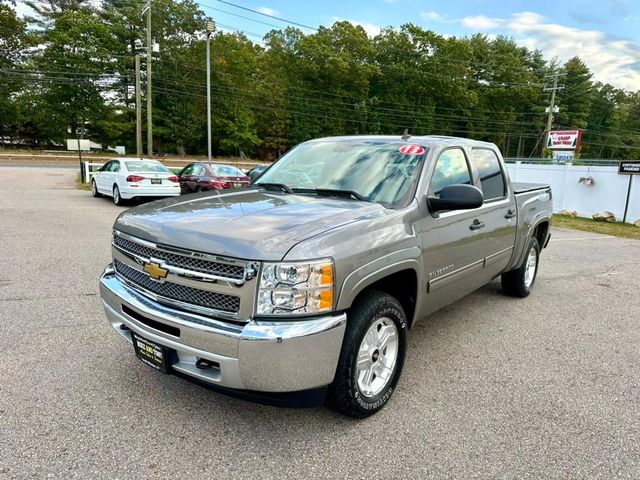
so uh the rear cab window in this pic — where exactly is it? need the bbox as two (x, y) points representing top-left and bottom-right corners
(125, 161), (169, 173)
(470, 149), (506, 201)
(429, 148), (472, 196)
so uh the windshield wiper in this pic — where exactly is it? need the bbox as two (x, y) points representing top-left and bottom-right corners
(252, 182), (293, 194)
(292, 188), (369, 202)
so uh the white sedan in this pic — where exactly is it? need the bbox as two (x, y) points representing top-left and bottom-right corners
(91, 158), (181, 205)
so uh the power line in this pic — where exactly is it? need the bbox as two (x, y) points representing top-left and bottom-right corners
(215, 0), (317, 31)
(198, 5), (284, 30)
(153, 75), (545, 128)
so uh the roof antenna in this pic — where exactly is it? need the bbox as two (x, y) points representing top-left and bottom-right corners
(401, 129), (411, 141)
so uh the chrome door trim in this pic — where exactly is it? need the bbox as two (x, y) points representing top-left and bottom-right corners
(427, 258), (484, 293)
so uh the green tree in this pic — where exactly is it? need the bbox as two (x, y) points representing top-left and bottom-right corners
(557, 57), (593, 129)
(0, 3), (26, 147)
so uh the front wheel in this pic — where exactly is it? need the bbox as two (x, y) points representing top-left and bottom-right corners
(91, 179), (101, 197)
(501, 237), (540, 297)
(327, 290), (407, 418)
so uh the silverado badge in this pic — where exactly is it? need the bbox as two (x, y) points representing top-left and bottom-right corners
(143, 261), (169, 281)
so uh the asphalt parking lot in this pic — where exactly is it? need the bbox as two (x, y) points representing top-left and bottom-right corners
(1, 166), (638, 479)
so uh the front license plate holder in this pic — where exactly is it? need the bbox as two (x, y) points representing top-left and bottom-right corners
(132, 332), (172, 373)
(151, 178), (162, 185)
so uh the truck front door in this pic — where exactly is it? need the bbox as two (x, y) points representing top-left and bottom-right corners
(419, 147), (489, 316)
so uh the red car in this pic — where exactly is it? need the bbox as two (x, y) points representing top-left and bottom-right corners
(178, 163), (250, 193)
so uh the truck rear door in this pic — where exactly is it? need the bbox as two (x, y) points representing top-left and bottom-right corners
(467, 148), (517, 279)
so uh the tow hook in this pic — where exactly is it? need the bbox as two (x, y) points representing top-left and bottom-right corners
(196, 358), (215, 369)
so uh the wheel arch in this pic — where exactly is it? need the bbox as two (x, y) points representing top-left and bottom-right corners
(532, 219), (550, 249)
(337, 256), (422, 329)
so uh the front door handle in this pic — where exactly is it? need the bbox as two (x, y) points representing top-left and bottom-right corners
(504, 209), (516, 219)
(469, 219), (485, 230)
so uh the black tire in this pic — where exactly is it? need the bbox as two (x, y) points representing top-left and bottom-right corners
(113, 185), (124, 206)
(91, 179), (101, 197)
(327, 290), (407, 418)
(501, 237), (540, 298)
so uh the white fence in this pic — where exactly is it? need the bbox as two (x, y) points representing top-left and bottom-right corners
(83, 162), (104, 182)
(506, 163), (640, 224)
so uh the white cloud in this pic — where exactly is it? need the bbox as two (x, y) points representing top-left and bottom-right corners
(420, 11), (447, 23)
(460, 15), (502, 30)
(458, 11), (640, 91)
(256, 6), (279, 17)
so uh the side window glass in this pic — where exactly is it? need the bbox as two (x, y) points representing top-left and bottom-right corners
(430, 148), (472, 196)
(182, 164), (193, 175)
(101, 161), (112, 172)
(111, 161), (120, 172)
(195, 165), (205, 176)
(471, 149), (506, 201)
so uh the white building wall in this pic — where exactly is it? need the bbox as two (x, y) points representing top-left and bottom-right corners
(505, 163), (640, 224)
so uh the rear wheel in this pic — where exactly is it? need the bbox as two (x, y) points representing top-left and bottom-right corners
(91, 179), (101, 197)
(327, 290), (407, 418)
(113, 185), (124, 206)
(501, 237), (540, 297)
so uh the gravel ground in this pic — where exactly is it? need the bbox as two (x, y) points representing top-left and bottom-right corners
(1, 166), (638, 479)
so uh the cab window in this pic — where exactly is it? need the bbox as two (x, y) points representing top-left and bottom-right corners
(471, 149), (506, 201)
(430, 148), (472, 196)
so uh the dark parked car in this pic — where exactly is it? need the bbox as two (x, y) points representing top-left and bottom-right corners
(178, 163), (250, 193)
(247, 164), (269, 182)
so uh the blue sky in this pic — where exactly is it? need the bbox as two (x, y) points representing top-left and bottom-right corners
(200, 0), (640, 90)
(13, 0), (640, 90)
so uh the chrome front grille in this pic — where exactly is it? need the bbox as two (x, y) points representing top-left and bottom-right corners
(113, 234), (245, 280)
(111, 231), (258, 320)
(114, 260), (240, 313)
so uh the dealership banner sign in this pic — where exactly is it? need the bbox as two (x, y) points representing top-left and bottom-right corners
(547, 130), (582, 150)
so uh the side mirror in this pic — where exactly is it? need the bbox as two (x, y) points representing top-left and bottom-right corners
(428, 184), (484, 212)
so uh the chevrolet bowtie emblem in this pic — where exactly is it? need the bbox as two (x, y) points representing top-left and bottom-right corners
(143, 261), (169, 281)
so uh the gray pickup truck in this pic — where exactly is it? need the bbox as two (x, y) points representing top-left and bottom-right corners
(100, 135), (552, 417)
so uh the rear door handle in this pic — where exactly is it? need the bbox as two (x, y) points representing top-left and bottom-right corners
(469, 219), (485, 230)
(504, 209), (516, 219)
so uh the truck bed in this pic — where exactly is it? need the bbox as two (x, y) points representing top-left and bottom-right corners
(512, 182), (550, 195)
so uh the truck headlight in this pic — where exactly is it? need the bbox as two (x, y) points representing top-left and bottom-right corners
(256, 259), (334, 316)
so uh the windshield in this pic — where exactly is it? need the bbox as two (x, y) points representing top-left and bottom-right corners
(210, 165), (245, 177)
(125, 161), (169, 173)
(256, 141), (427, 206)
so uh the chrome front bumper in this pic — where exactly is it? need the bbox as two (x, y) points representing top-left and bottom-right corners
(100, 265), (347, 392)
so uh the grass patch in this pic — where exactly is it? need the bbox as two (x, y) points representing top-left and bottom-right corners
(552, 214), (640, 240)
(76, 173), (91, 191)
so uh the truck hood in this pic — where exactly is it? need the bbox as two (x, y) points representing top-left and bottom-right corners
(114, 189), (385, 260)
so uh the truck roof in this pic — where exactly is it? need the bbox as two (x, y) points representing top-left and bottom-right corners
(307, 135), (498, 149)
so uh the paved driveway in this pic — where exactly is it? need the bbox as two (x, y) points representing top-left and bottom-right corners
(1, 167), (638, 479)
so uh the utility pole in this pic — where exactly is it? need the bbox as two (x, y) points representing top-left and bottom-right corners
(135, 53), (142, 158)
(146, 0), (153, 158)
(543, 73), (564, 153)
(206, 19), (214, 162)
